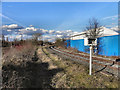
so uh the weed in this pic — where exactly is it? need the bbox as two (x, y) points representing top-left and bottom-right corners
(44, 47), (118, 88)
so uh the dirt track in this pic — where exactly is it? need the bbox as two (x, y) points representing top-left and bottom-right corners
(2, 46), (63, 88)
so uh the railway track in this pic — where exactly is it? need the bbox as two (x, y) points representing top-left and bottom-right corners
(47, 46), (119, 77)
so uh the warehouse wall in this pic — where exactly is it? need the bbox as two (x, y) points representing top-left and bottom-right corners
(66, 35), (119, 56)
(98, 35), (119, 56)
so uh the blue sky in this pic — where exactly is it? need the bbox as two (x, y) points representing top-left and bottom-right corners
(2, 2), (118, 32)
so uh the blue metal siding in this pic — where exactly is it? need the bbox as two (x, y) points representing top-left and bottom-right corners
(71, 39), (84, 52)
(66, 35), (120, 56)
(65, 39), (70, 47)
(70, 39), (89, 53)
(98, 35), (119, 56)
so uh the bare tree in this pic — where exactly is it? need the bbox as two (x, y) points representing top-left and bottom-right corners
(84, 18), (103, 39)
(55, 38), (67, 48)
(32, 33), (43, 45)
(32, 33), (42, 41)
(84, 18), (104, 55)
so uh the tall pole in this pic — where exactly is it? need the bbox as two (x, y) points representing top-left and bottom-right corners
(89, 45), (93, 75)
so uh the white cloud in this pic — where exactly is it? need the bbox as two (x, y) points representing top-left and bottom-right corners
(1, 24), (89, 42)
(4, 34), (32, 41)
(3, 24), (119, 42)
(102, 15), (118, 20)
(2, 24), (75, 42)
(18, 29), (26, 32)
(43, 35), (50, 38)
(56, 35), (63, 38)
(49, 30), (55, 34)
(8, 24), (21, 29)
(41, 29), (48, 33)
(55, 31), (62, 34)
(8, 24), (18, 28)
(2, 24), (74, 37)
(7, 29), (12, 32)
(25, 27), (38, 31)
(2, 24), (23, 29)
(16, 35), (21, 39)
(66, 30), (72, 32)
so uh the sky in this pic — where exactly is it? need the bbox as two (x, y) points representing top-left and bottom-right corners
(1, 2), (118, 41)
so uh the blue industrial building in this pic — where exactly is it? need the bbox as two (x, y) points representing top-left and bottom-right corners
(66, 28), (120, 56)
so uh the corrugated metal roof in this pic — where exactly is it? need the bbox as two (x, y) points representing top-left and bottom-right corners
(71, 26), (119, 40)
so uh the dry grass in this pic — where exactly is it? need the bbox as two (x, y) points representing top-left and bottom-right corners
(2, 42), (36, 65)
(2, 45), (63, 89)
(2, 45), (119, 89)
(2, 42), (37, 88)
(43, 47), (119, 88)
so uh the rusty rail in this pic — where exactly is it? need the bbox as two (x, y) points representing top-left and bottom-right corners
(48, 46), (119, 76)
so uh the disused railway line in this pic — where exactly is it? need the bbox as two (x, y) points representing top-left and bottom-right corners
(47, 46), (119, 76)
